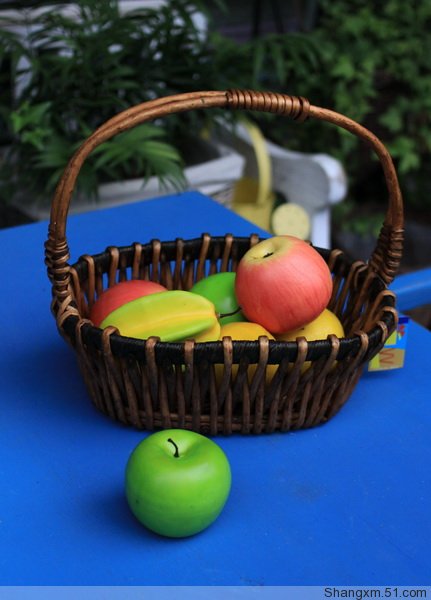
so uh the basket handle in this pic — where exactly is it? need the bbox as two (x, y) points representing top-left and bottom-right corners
(45, 89), (403, 296)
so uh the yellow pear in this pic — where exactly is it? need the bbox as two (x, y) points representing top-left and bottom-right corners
(276, 308), (344, 372)
(217, 322), (277, 385)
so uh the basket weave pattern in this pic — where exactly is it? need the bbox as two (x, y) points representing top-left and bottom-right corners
(45, 90), (404, 435)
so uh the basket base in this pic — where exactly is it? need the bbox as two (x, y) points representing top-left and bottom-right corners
(77, 352), (365, 435)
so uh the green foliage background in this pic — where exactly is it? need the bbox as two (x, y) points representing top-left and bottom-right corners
(0, 0), (429, 216)
(258, 0), (431, 215)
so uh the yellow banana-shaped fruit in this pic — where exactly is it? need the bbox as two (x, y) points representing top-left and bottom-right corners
(216, 322), (277, 385)
(191, 320), (221, 343)
(100, 290), (220, 342)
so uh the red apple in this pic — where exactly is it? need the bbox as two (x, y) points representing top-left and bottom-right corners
(235, 236), (333, 334)
(90, 279), (167, 326)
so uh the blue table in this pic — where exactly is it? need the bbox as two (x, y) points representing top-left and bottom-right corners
(1, 192), (430, 586)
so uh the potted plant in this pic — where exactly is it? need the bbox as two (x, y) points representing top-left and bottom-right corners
(0, 0), (330, 225)
(0, 0), (241, 219)
(0, 0), (327, 222)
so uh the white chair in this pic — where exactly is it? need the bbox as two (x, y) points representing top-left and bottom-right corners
(213, 119), (348, 248)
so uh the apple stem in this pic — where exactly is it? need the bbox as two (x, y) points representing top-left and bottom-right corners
(219, 306), (242, 319)
(263, 252), (274, 258)
(167, 438), (180, 458)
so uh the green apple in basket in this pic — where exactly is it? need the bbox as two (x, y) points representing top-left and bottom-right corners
(190, 272), (246, 325)
(125, 429), (232, 538)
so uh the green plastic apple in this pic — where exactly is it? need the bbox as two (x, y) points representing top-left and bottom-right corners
(190, 272), (246, 324)
(125, 429), (232, 538)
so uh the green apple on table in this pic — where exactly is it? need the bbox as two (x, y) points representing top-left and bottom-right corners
(125, 429), (231, 538)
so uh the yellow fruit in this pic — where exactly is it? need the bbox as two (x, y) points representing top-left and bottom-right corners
(191, 320), (221, 342)
(220, 322), (274, 341)
(100, 290), (219, 342)
(276, 308), (344, 372)
(277, 309), (344, 342)
(217, 322), (277, 385)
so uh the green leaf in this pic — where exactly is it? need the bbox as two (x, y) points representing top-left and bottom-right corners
(388, 136), (420, 174)
(270, 42), (287, 84)
(10, 101), (52, 134)
(331, 55), (356, 80)
(379, 106), (404, 133)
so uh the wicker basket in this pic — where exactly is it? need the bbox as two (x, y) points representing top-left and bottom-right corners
(45, 90), (404, 435)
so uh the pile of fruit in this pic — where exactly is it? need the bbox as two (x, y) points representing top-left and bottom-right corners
(91, 236), (348, 538)
(90, 235), (344, 356)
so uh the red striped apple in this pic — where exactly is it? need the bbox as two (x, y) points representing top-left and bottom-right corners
(90, 279), (167, 327)
(235, 236), (333, 334)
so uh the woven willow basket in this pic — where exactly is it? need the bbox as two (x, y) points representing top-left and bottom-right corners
(45, 90), (404, 435)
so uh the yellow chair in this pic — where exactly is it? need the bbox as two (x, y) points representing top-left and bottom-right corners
(222, 119), (311, 240)
(229, 119), (274, 231)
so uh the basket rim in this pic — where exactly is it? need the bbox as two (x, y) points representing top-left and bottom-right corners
(64, 235), (397, 365)
(61, 308), (396, 365)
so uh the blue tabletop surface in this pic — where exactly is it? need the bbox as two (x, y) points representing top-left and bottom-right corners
(1, 192), (430, 586)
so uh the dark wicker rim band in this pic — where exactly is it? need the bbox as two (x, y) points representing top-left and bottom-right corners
(64, 235), (397, 367)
